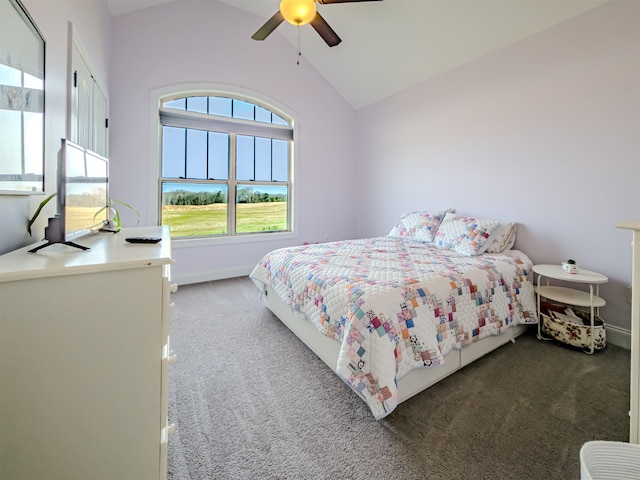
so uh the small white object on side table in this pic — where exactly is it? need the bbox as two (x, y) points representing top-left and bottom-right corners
(533, 264), (608, 354)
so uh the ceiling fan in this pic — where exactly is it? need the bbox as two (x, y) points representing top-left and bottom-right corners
(252, 0), (382, 48)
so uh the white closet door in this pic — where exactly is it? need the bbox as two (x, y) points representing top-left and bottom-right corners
(93, 82), (108, 157)
(70, 42), (93, 149)
(68, 30), (108, 157)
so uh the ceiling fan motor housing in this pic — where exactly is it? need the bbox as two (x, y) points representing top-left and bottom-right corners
(280, 0), (317, 26)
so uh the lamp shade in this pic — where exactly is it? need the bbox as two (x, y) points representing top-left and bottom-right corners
(280, 0), (317, 26)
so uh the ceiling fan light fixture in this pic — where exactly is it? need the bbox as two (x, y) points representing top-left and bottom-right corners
(280, 0), (317, 26)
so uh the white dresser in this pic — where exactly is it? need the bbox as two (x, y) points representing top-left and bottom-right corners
(0, 226), (174, 479)
(617, 220), (640, 444)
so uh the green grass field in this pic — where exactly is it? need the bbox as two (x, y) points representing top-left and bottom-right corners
(66, 206), (105, 231)
(162, 202), (287, 237)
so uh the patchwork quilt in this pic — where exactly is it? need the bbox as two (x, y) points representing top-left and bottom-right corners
(249, 236), (537, 419)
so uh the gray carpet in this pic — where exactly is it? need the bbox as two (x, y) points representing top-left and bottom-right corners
(167, 277), (630, 480)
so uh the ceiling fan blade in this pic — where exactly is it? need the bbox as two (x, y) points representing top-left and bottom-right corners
(310, 12), (341, 47)
(317, 0), (383, 4)
(251, 11), (284, 41)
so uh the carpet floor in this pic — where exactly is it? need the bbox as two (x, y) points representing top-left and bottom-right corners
(167, 277), (630, 480)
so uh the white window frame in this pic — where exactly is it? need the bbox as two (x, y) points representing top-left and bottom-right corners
(149, 83), (299, 247)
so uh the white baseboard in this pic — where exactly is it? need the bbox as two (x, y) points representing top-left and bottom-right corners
(606, 324), (631, 350)
(173, 265), (254, 286)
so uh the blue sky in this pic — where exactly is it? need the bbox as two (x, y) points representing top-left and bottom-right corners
(162, 96), (289, 183)
(162, 128), (288, 182)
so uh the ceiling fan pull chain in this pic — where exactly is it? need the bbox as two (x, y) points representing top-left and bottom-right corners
(297, 26), (302, 65)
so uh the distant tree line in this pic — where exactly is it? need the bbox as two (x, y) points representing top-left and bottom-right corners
(237, 187), (286, 204)
(163, 190), (226, 206)
(163, 187), (286, 206)
(68, 188), (107, 207)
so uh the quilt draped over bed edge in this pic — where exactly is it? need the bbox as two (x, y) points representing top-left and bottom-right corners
(249, 236), (537, 419)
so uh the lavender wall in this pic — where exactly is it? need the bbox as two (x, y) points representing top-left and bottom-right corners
(355, 0), (640, 331)
(108, 0), (358, 283)
(0, 0), (110, 255)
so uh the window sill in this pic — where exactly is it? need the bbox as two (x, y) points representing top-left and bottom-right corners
(0, 190), (46, 196)
(171, 230), (298, 249)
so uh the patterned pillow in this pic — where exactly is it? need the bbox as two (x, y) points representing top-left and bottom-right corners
(388, 209), (451, 243)
(433, 213), (501, 256)
(485, 222), (517, 253)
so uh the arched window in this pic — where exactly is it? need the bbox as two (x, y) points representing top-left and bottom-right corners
(158, 94), (293, 238)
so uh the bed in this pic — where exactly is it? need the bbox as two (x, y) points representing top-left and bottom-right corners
(249, 211), (537, 419)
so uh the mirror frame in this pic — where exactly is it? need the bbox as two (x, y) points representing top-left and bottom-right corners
(0, 0), (45, 194)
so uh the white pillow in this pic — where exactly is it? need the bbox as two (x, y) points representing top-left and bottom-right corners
(433, 212), (501, 256)
(485, 222), (517, 253)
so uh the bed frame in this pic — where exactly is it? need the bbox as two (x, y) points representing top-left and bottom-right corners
(261, 283), (529, 406)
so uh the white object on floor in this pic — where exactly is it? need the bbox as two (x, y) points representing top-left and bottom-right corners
(580, 441), (640, 479)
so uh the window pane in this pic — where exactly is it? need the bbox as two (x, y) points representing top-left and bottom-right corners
(24, 112), (43, 174)
(23, 73), (43, 90)
(232, 100), (254, 121)
(255, 106), (272, 123)
(236, 135), (254, 181)
(255, 137), (271, 181)
(161, 182), (228, 236)
(162, 126), (185, 178)
(236, 185), (288, 233)
(186, 129), (207, 179)
(0, 64), (21, 88)
(163, 98), (186, 110)
(272, 114), (288, 126)
(210, 97), (231, 117)
(0, 110), (21, 173)
(208, 132), (229, 180)
(272, 139), (288, 181)
(186, 96), (207, 114)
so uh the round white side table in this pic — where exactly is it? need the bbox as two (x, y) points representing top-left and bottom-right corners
(533, 264), (608, 354)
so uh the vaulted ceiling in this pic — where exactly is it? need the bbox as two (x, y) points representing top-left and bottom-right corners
(105, 0), (610, 109)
